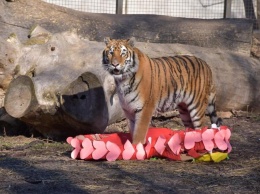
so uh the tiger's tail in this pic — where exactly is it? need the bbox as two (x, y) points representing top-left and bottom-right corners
(206, 85), (222, 126)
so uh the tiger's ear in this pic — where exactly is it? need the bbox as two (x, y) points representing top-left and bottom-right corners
(104, 37), (111, 45)
(127, 37), (136, 47)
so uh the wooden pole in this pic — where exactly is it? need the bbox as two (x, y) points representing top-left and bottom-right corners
(243, 0), (258, 29)
(116, 0), (123, 14)
(256, 0), (260, 30)
(224, 0), (232, 18)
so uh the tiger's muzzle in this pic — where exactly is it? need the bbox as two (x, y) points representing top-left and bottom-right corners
(110, 64), (124, 75)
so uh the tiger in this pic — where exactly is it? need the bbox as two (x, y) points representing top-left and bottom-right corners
(102, 37), (222, 144)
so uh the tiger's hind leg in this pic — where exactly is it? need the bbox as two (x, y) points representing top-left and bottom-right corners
(178, 102), (195, 129)
(178, 96), (210, 129)
(206, 86), (222, 126)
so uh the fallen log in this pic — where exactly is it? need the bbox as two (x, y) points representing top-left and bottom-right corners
(0, 0), (253, 55)
(1, 26), (260, 138)
(3, 28), (124, 138)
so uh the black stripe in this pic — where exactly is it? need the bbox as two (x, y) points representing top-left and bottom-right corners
(162, 57), (178, 94)
(123, 74), (135, 96)
(170, 57), (182, 74)
(133, 75), (143, 91)
(134, 107), (143, 113)
(147, 58), (155, 104)
(102, 50), (108, 64)
(129, 92), (140, 103)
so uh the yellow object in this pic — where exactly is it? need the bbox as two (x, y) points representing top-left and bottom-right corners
(195, 152), (228, 162)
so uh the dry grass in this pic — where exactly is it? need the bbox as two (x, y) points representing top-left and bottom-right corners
(0, 114), (259, 194)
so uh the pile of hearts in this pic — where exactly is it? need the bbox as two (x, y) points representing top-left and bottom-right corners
(66, 126), (232, 162)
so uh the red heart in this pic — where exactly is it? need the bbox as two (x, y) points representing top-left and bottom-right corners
(80, 138), (94, 160)
(106, 141), (121, 161)
(92, 140), (108, 160)
(122, 140), (135, 160)
(168, 133), (181, 155)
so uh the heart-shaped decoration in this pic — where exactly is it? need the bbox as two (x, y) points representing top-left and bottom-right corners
(214, 130), (227, 151)
(184, 131), (202, 149)
(80, 138), (94, 160)
(202, 129), (215, 151)
(106, 141), (121, 161)
(122, 140), (135, 160)
(215, 128), (232, 152)
(71, 147), (81, 159)
(136, 143), (145, 160)
(154, 136), (166, 155)
(66, 137), (73, 144)
(145, 137), (152, 157)
(76, 135), (85, 141)
(70, 138), (81, 149)
(92, 140), (108, 160)
(69, 138), (81, 159)
(168, 133), (181, 155)
(225, 128), (232, 153)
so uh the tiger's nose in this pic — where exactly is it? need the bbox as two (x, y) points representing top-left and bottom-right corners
(112, 63), (119, 67)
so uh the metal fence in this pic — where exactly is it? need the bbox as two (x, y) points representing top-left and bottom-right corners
(43, 0), (259, 29)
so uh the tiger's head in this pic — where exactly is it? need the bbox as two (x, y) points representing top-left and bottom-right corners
(102, 37), (138, 79)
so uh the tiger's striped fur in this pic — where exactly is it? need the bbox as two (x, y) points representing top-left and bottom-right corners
(102, 37), (222, 144)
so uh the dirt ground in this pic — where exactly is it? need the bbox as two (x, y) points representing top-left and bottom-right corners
(0, 113), (259, 194)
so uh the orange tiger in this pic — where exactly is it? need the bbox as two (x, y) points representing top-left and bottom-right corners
(102, 37), (222, 144)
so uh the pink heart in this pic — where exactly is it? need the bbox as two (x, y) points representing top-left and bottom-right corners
(225, 128), (232, 153)
(71, 138), (81, 149)
(184, 131), (202, 149)
(66, 137), (73, 144)
(106, 141), (121, 161)
(122, 140), (135, 160)
(76, 135), (85, 141)
(215, 128), (232, 152)
(80, 138), (94, 160)
(202, 129), (215, 151)
(224, 128), (231, 140)
(71, 147), (80, 159)
(92, 140), (108, 160)
(214, 130), (228, 151)
(136, 143), (145, 160)
(154, 136), (166, 155)
(145, 137), (152, 157)
(168, 133), (181, 155)
(69, 138), (81, 159)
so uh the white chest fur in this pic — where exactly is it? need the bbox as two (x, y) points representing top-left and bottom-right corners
(115, 78), (142, 113)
